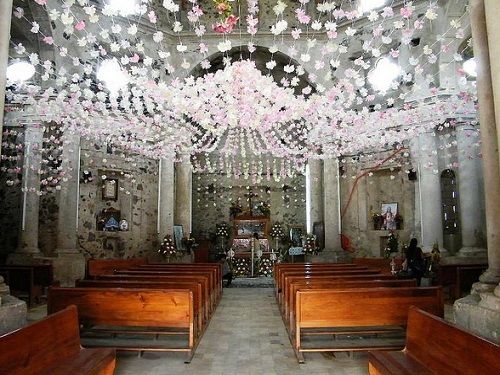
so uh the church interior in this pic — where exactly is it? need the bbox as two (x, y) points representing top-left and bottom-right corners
(0, 0), (499, 374)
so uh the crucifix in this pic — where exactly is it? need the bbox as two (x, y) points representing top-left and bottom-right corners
(244, 190), (258, 214)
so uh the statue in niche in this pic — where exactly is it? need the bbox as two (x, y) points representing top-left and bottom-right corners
(96, 207), (121, 231)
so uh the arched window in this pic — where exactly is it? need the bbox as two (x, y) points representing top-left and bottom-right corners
(441, 169), (459, 234)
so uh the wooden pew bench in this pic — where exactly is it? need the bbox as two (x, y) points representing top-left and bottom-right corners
(0, 305), (116, 375)
(48, 287), (197, 363)
(368, 306), (500, 375)
(280, 274), (395, 313)
(293, 287), (443, 363)
(96, 273), (214, 314)
(285, 279), (417, 329)
(76, 279), (207, 334)
(87, 258), (147, 278)
(114, 270), (217, 311)
(277, 269), (381, 306)
(132, 264), (222, 301)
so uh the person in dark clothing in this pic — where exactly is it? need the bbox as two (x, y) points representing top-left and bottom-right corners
(221, 254), (233, 287)
(405, 238), (425, 286)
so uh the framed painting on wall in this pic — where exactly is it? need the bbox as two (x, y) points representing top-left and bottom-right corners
(233, 219), (268, 239)
(381, 202), (398, 230)
(289, 225), (304, 247)
(102, 178), (118, 201)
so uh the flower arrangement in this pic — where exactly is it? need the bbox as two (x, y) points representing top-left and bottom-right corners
(159, 235), (177, 259)
(303, 234), (319, 255)
(212, 0), (239, 34)
(215, 223), (229, 237)
(269, 222), (285, 238)
(258, 258), (275, 277)
(384, 231), (399, 258)
(231, 257), (250, 277)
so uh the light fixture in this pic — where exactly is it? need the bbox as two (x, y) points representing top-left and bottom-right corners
(359, 0), (388, 13)
(6, 61), (36, 82)
(107, 0), (139, 16)
(463, 58), (477, 77)
(96, 58), (129, 95)
(368, 57), (401, 93)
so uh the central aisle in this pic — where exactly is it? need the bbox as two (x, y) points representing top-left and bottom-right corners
(116, 288), (368, 375)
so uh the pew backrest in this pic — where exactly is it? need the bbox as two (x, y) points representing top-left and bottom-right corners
(404, 306), (500, 375)
(296, 287), (443, 329)
(87, 258), (147, 277)
(0, 305), (81, 374)
(48, 287), (193, 328)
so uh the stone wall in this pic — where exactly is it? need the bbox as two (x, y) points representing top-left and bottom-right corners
(340, 153), (417, 257)
(192, 172), (306, 240)
(77, 141), (160, 260)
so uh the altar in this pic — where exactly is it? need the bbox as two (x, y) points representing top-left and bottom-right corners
(228, 215), (278, 277)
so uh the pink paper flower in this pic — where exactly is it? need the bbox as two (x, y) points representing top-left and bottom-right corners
(43, 36), (54, 45)
(34, 0), (47, 5)
(75, 20), (86, 31)
(295, 9), (311, 24)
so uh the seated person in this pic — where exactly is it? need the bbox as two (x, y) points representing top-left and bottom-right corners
(403, 238), (425, 286)
(220, 253), (233, 287)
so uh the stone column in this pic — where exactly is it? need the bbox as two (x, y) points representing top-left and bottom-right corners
(56, 134), (80, 252)
(414, 132), (445, 252)
(454, 0), (500, 344)
(0, 0), (13, 159)
(53, 133), (85, 286)
(174, 156), (192, 235)
(484, 0), (500, 169)
(158, 157), (175, 240)
(456, 125), (487, 258)
(306, 159), (323, 233)
(472, 0), (500, 285)
(11, 124), (43, 260)
(323, 158), (342, 253)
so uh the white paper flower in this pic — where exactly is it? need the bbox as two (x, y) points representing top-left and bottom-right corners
(153, 31), (164, 43)
(266, 60), (276, 70)
(177, 44), (188, 52)
(273, 0), (287, 15)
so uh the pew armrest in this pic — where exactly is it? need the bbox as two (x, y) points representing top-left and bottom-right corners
(368, 351), (434, 375)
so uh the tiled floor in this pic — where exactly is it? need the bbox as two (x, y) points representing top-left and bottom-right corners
(115, 288), (369, 375)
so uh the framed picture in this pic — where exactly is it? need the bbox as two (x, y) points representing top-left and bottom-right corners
(173, 225), (184, 250)
(289, 225), (304, 247)
(234, 219), (268, 238)
(381, 202), (398, 231)
(102, 178), (118, 201)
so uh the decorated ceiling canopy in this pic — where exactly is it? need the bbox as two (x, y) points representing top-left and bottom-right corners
(3, 0), (479, 190)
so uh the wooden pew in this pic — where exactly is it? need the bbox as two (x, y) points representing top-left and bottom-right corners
(0, 305), (116, 375)
(86, 258), (147, 278)
(368, 306), (500, 375)
(115, 269), (218, 309)
(96, 273), (214, 313)
(277, 269), (381, 306)
(76, 279), (206, 334)
(285, 279), (417, 329)
(48, 287), (197, 363)
(274, 263), (360, 288)
(133, 264), (222, 300)
(353, 258), (397, 275)
(280, 274), (395, 312)
(293, 287), (443, 363)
